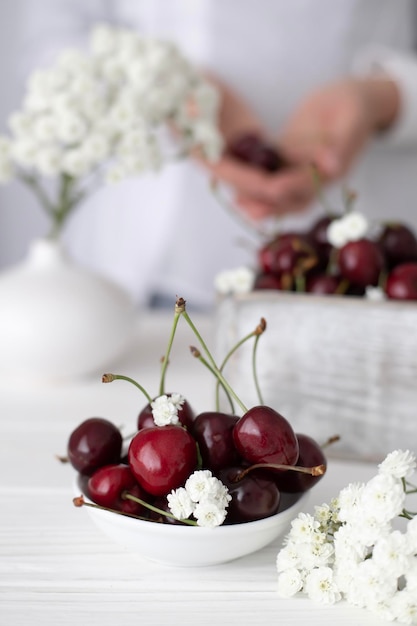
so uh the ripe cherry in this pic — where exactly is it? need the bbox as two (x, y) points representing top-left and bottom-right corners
(274, 433), (326, 493)
(337, 239), (384, 287)
(192, 412), (240, 472)
(233, 406), (299, 467)
(227, 133), (287, 173)
(258, 234), (317, 277)
(253, 272), (284, 291)
(67, 417), (123, 475)
(128, 425), (198, 496)
(219, 465), (281, 523)
(385, 263), (417, 300)
(88, 464), (148, 516)
(378, 223), (417, 269)
(306, 274), (341, 295)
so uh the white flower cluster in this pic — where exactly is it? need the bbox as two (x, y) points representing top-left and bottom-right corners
(150, 393), (185, 427)
(326, 211), (369, 248)
(167, 469), (232, 527)
(277, 450), (417, 624)
(0, 22), (222, 185)
(214, 266), (255, 295)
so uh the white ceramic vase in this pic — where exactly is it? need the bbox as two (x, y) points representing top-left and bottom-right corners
(0, 238), (137, 383)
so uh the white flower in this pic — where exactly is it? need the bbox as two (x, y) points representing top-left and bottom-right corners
(365, 286), (386, 301)
(214, 266), (255, 295)
(372, 530), (409, 578)
(361, 474), (405, 523)
(150, 394), (184, 427)
(167, 469), (231, 527)
(378, 450), (417, 480)
(326, 211), (369, 248)
(304, 567), (341, 605)
(276, 449), (417, 624)
(326, 218), (349, 248)
(193, 499), (227, 528)
(167, 487), (195, 520)
(342, 211), (369, 241)
(185, 469), (223, 503)
(277, 568), (304, 597)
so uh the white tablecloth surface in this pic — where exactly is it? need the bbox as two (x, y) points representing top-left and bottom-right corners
(0, 311), (392, 626)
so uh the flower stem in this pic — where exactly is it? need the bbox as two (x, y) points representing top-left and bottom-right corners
(102, 373), (152, 403)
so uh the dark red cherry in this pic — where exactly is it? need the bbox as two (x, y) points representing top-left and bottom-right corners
(88, 464), (147, 516)
(128, 425), (198, 496)
(67, 417), (123, 475)
(233, 406), (299, 467)
(306, 273), (341, 295)
(308, 215), (337, 266)
(378, 223), (417, 269)
(137, 394), (195, 430)
(337, 239), (384, 287)
(227, 133), (287, 173)
(385, 263), (417, 300)
(258, 234), (317, 278)
(274, 433), (326, 493)
(253, 272), (284, 291)
(219, 465), (280, 523)
(192, 412), (240, 472)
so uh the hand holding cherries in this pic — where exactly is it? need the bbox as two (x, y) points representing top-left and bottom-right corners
(68, 298), (328, 528)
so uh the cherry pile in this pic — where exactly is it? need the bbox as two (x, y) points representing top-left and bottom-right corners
(254, 219), (417, 299)
(226, 133), (417, 300)
(68, 298), (327, 526)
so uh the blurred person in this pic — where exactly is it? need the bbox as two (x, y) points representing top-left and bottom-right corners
(1, 0), (417, 309)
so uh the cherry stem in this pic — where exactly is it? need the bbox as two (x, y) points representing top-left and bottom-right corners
(123, 492), (197, 525)
(73, 495), (150, 522)
(159, 306), (182, 396)
(252, 331), (264, 406)
(190, 346), (235, 413)
(233, 462), (326, 482)
(342, 186), (357, 213)
(320, 434), (341, 449)
(179, 299), (248, 413)
(214, 318), (266, 410)
(102, 373), (152, 404)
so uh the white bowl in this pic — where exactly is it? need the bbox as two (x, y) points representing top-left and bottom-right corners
(75, 480), (308, 567)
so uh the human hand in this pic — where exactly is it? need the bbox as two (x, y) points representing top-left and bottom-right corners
(203, 77), (318, 220)
(204, 76), (400, 221)
(279, 77), (400, 181)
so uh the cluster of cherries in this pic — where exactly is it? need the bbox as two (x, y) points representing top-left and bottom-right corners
(227, 134), (417, 300)
(68, 299), (327, 526)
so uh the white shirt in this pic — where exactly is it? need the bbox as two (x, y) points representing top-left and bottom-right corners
(1, 0), (417, 309)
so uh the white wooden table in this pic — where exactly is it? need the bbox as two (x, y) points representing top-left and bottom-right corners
(0, 311), (393, 626)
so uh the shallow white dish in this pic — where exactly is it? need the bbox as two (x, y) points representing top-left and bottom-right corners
(74, 480), (307, 567)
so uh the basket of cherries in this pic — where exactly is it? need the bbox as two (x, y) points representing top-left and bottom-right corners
(226, 133), (417, 300)
(67, 298), (330, 566)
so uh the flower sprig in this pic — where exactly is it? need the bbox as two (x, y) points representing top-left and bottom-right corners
(277, 449), (417, 624)
(167, 469), (232, 527)
(0, 23), (222, 237)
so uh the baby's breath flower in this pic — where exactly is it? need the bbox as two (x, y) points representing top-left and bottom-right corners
(326, 211), (369, 248)
(0, 23), (222, 236)
(304, 567), (341, 605)
(168, 469), (231, 527)
(214, 266), (255, 295)
(167, 487), (195, 520)
(378, 450), (417, 480)
(365, 286), (386, 301)
(193, 499), (227, 528)
(276, 449), (417, 624)
(277, 568), (304, 597)
(150, 394), (183, 426)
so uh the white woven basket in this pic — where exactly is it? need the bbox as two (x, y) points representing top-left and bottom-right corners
(214, 291), (417, 462)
